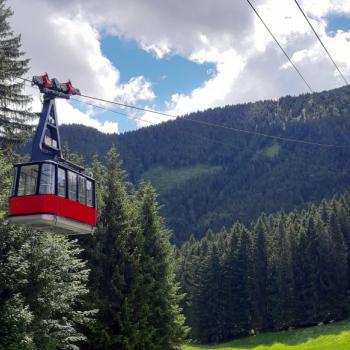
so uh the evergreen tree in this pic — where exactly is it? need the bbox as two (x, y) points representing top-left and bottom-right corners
(0, 223), (93, 350)
(0, 149), (11, 217)
(133, 183), (188, 349)
(86, 146), (137, 350)
(273, 214), (294, 329)
(190, 244), (223, 343)
(92, 154), (106, 218)
(0, 0), (34, 151)
(221, 224), (252, 340)
(251, 216), (269, 331)
(324, 202), (348, 319)
(296, 211), (333, 324)
(176, 236), (201, 338)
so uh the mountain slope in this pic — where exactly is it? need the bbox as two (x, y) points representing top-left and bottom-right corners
(60, 86), (350, 244)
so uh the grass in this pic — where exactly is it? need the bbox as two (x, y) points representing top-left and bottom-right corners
(142, 165), (222, 194)
(182, 319), (350, 350)
(263, 143), (280, 159)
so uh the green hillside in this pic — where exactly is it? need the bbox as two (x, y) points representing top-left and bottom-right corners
(142, 165), (222, 193)
(58, 85), (350, 244)
(183, 319), (350, 350)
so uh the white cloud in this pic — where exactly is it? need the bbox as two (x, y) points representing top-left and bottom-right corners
(28, 89), (118, 134)
(166, 48), (245, 116)
(56, 100), (118, 134)
(8, 0), (119, 100)
(158, 0), (350, 117)
(7, 0), (156, 133)
(115, 76), (155, 104)
(7, 0), (350, 130)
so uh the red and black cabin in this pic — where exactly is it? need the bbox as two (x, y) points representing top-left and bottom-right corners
(7, 74), (96, 235)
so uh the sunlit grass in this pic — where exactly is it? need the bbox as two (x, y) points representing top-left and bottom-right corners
(142, 165), (222, 193)
(183, 319), (350, 350)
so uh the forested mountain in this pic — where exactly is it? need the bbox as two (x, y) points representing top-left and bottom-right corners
(177, 193), (350, 343)
(58, 85), (350, 244)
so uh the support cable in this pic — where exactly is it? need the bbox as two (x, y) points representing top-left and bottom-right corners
(294, 0), (348, 86)
(245, 0), (314, 93)
(17, 77), (350, 149)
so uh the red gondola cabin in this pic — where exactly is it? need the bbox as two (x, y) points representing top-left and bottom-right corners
(7, 73), (96, 235)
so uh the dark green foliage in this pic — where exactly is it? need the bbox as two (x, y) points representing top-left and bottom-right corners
(190, 244), (223, 343)
(55, 85), (350, 244)
(0, 0), (34, 151)
(177, 193), (350, 344)
(0, 149), (11, 217)
(132, 183), (188, 349)
(85, 147), (137, 350)
(84, 148), (187, 350)
(251, 217), (269, 331)
(221, 225), (252, 340)
(0, 223), (93, 350)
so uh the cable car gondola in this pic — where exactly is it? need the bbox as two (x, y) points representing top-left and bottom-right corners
(8, 73), (96, 235)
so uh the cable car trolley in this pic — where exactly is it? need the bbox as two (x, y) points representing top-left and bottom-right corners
(8, 73), (97, 235)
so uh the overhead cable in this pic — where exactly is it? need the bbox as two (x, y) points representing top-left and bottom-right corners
(294, 0), (348, 86)
(244, 0), (314, 93)
(17, 77), (349, 149)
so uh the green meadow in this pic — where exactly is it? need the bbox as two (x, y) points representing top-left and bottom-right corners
(183, 319), (350, 350)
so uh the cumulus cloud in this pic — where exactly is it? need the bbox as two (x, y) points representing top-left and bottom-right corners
(115, 76), (155, 104)
(7, 0), (155, 133)
(56, 100), (118, 134)
(7, 0), (350, 130)
(29, 89), (118, 133)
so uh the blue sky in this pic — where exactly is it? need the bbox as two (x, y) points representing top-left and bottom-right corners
(96, 36), (215, 132)
(326, 14), (350, 36)
(9, 0), (350, 134)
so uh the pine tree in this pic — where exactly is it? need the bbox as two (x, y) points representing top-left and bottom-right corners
(86, 146), (137, 350)
(335, 195), (350, 290)
(176, 235), (199, 335)
(190, 243), (222, 343)
(251, 216), (269, 331)
(134, 183), (188, 349)
(0, 223), (93, 350)
(0, 0), (34, 151)
(324, 202), (348, 319)
(0, 149), (11, 217)
(222, 224), (252, 339)
(273, 214), (294, 329)
(92, 154), (106, 218)
(296, 210), (334, 324)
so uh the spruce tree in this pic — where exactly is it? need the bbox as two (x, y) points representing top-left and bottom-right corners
(325, 202), (348, 319)
(334, 195), (350, 290)
(0, 149), (11, 217)
(273, 214), (294, 329)
(0, 0), (34, 151)
(87, 146), (137, 350)
(0, 223), (93, 350)
(190, 243), (222, 343)
(251, 217), (269, 331)
(222, 224), (252, 339)
(134, 183), (188, 349)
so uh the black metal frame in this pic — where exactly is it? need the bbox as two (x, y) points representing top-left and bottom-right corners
(31, 75), (85, 173)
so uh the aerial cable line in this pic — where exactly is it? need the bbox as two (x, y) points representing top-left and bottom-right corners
(17, 77), (349, 149)
(70, 97), (154, 125)
(19, 79), (255, 149)
(244, 0), (314, 93)
(72, 96), (350, 149)
(19, 78), (154, 126)
(294, 0), (348, 86)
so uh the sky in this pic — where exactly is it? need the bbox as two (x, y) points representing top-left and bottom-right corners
(6, 0), (350, 134)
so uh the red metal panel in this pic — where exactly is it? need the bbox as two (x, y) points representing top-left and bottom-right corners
(9, 194), (96, 226)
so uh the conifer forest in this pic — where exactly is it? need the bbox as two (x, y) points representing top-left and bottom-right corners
(1, 0), (350, 349)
